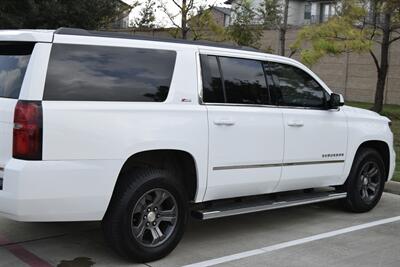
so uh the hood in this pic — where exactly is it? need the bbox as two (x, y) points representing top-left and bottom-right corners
(342, 105), (390, 122)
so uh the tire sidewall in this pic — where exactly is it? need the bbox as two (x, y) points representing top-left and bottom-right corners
(111, 170), (188, 262)
(346, 149), (385, 212)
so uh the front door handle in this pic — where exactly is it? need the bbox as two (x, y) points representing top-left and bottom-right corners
(287, 120), (304, 127)
(214, 119), (235, 126)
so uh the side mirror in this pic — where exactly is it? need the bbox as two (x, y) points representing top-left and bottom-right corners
(328, 93), (344, 109)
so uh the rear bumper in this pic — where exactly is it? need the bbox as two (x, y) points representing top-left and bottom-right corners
(0, 158), (123, 222)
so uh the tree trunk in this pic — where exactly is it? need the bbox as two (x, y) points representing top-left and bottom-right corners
(279, 0), (289, 56)
(181, 0), (188, 39)
(372, 13), (391, 113)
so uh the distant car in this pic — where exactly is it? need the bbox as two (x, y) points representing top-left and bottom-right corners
(0, 28), (396, 262)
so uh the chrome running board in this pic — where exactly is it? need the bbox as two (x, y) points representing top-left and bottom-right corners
(192, 191), (347, 220)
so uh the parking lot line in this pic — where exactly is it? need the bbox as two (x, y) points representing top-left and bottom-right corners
(182, 215), (400, 267)
(0, 234), (53, 267)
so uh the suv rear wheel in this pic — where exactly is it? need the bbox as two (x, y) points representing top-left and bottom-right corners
(342, 148), (385, 212)
(102, 168), (188, 262)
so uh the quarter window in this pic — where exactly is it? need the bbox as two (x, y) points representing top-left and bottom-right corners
(200, 55), (224, 103)
(0, 42), (34, 99)
(219, 57), (269, 105)
(44, 44), (176, 102)
(268, 62), (327, 108)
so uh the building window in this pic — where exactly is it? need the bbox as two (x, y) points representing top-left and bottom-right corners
(320, 3), (334, 23)
(304, 2), (311, 20)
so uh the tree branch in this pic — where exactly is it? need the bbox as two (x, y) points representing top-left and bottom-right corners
(389, 35), (400, 44)
(165, 12), (181, 29)
(171, 0), (182, 9)
(363, 21), (385, 31)
(187, 0), (195, 10)
(159, 1), (182, 29)
(390, 23), (400, 31)
(288, 49), (296, 58)
(168, 16), (181, 29)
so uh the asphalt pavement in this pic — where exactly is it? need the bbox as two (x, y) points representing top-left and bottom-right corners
(0, 192), (399, 267)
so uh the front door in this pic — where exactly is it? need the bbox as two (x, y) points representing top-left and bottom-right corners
(266, 61), (347, 192)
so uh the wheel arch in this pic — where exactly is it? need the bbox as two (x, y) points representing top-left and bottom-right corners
(353, 140), (390, 181)
(112, 149), (199, 204)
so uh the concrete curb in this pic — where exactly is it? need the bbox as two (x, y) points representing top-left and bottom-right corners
(385, 181), (400, 195)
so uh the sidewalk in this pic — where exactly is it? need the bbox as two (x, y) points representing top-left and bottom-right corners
(385, 181), (400, 195)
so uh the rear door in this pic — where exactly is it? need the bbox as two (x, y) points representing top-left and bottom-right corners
(0, 42), (35, 166)
(200, 53), (284, 201)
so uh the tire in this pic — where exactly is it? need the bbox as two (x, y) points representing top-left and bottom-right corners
(102, 168), (188, 262)
(342, 148), (386, 213)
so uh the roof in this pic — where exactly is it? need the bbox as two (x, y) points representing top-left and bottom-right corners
(212, 6), (231, 16)
(0, 27), (266, 54)
(0, 29), (54, 42)
(54, 28), (259, 52)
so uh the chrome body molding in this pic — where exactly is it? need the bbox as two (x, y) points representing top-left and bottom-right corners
(213, 160), (345, 171)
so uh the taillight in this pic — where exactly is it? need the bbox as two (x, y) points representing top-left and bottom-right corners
(13, 100), (42, 160)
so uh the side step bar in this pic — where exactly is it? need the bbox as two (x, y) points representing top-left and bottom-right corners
(192, 191), (347, 220)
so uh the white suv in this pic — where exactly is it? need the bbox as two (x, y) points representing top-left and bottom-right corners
(0, 28), (396, 262)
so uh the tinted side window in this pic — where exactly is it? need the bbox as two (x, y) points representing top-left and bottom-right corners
(44, 44), (176, 102)
(0, 42), (34, 99)
(268, 62), (327, 108)
(219, 57), (268, 105)
(200, 55), (224, 103)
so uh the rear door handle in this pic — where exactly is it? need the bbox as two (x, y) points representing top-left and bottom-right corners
(287, 120), (304, 127)
(214, 119), (235, 126)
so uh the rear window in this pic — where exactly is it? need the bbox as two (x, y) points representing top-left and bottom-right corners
(0, 42), (34, 99)
(44, 44), (177, 102)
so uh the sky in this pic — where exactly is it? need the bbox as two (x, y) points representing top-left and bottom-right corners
(122, 0), (228, 27)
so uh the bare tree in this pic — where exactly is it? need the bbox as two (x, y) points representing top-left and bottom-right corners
(365, 0), (400, 112)
(159, 0), (196, 39)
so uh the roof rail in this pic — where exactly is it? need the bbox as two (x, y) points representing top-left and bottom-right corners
(54, 27), (260, 52)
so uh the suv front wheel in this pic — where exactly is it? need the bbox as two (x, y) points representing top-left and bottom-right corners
(102, 168), (188, 262)
(342, 148), (386, 213)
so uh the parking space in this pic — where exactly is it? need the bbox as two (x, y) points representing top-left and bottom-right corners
(0, 193), (399, 267)
(214, 224), (400, 267)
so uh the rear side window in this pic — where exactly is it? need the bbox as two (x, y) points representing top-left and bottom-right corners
(44, 44), (176, 102)
(200, 55), (269, 105)
(219, 57), (269, 105)
(0, 42), (34, 99)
